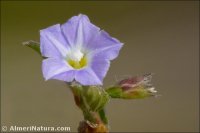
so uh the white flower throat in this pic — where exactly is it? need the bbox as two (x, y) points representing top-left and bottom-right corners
(66, 49), (87, 69)
(69, 49), (84, 62)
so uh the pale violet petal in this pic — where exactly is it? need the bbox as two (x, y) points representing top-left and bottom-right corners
(75, 68), (102, 85)
(88, 30), (123, 60)
(40, 24), (70, 58)
(61, 14), (100, 48)
(42, 58), (73, 80)
(90, 57), (110, 82)
(51, 70), (75, 82)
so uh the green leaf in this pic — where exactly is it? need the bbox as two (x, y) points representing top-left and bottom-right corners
(23, 40), (41, 56)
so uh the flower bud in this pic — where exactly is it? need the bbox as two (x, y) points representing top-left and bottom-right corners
(106, 73), (157, 99)
(83, 86), (110, 112)
(69, 82), (110, 124)
(70, 82), (110, 112)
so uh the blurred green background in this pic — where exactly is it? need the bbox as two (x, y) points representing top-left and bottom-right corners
(1, 1), (199, 132)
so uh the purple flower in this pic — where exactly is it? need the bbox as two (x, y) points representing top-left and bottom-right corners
(40, 14), (123, 85)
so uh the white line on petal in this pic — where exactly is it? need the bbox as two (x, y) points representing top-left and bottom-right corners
(45, 32), (69, 57)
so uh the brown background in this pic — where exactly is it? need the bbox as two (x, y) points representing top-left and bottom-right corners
(1, 1), (199, 132)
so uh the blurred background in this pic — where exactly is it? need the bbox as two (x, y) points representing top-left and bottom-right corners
(1, 1), (199, 132)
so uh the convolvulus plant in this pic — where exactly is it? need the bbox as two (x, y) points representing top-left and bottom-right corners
(24, 14), (157, 133)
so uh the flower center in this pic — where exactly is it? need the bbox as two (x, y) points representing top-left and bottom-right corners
(67, 49), (87, 69)
(69, 49), (83, 62)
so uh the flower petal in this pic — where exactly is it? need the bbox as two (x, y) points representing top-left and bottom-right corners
(90, 57), (110, 83)
(40, 24), (70, 58)
(88, 30), (123, 60)
(61, 14), (100, 48)
(51, 70), (75, 82)
(42, 58), (73, 81)
(75, 68), (102, 85)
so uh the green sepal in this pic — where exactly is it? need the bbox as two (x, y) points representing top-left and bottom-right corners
(105, 86), (122, 98)
(106, 86), (152, 99)
(69, 82), (110, 124)
(121, 86), (151, 99)
(83, 86), (110, 112)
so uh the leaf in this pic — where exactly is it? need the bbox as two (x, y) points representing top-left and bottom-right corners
(23, 40), (41, 56)
(98, 108), (108, 125)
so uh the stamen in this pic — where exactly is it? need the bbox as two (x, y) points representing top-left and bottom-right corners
(66, 49), (87, 69)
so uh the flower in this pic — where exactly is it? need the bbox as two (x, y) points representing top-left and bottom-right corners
(106, 73), (157, 99)
(40, 14), (123, 85)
